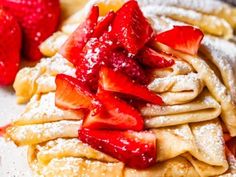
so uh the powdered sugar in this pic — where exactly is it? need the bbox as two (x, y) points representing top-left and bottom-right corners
(138, 0), (232, 15)
(148, 73), (201, 92)
(38, 54), (76, 77)
(191, 120), (226, 164)
(201, 35), (236, 103)
(141, 4), (233, 39)
(142, 5), (201, 22)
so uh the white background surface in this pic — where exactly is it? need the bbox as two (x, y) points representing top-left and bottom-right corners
(0, 87), (32, 177)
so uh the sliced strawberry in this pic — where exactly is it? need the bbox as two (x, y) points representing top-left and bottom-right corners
(155, 26), (204, 55)
(99, 67), (163, 105)
(76, 32), (117, 90)
(55, 74), (97, 110)
(112, 0), (153, 55)
(0, 123), (11, 137)
(108, 50), (147, 84)
(226, 137), (236, 157)
(137, 47), (175, 68)
(0, 0), (60, 61)
(224, 133), (232, 142)
(83, 90), (144, 131)
(0, 9), (21, 85)
(59, 6), (99, 66)
(79, 129), (157, 169)
(92, 11), (115, 38)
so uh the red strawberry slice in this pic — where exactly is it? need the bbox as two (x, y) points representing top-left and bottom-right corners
(76, 41), (147, 89)
(99, 67), (163, 105)
(83, 90), (144, 131)
(224, 133), (232, 142)
(76, 38), (147, 89)
(79, 129), (157, 169)
(76, 32), (117, 90)
(137, 47), (175, 68)
(60, 6), (99, 66)
(0, 0), (60, 61)
(108, 50), (147, 84)
(92, 11), (115, 38)
(0, 123), (11, 137)
(112, 0), (153, 55)
(226, 137), (236, 157)
(55, 74), (98, 110)
(155, 26), (204, 55)
(0, 9), (21, 85)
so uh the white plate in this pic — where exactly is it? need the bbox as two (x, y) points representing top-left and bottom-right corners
(0, 87), (31, 177)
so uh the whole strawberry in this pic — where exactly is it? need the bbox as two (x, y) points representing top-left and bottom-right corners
(0, 0), (60, 61)
(0, 9), (21, 85)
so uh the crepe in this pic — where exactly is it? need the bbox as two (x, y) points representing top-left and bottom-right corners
(14, 93), (84, 126)
(141, 5), (233, 39)
(138, 0), (236, 30)
(5, 92), (228, 176)
(148, 73), (204, 105)
(200, 35), (236, 104)
(13, 54), (75, 104)
(39, 32), (68, 57)
(142, 90), (221, 128)
(146, 15), (236, 136)
(6, 120), (82, 146)
(16, 117), (227, 177)
(6, 83), (229, 177)
(149, 59), (194, 78)
(155, 42), (236, 136)
(29, 156), (124, 177)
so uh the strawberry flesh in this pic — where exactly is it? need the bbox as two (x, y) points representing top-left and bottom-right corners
(0, 9), (21, 85)
(226, 137), (236, 157)
(155, 26), (204, 55)
(137, 47), (175, 68)
(0, 123), (11, 137)
(108, 50), (147, 84)
(79, 128), (157, 169)
(99, 67), (163, 105)
(92, 11), (115, 38)
(83, 90), (144, 131)
(112, 0), (153, 55)
(55, 74), (97, 110)
(75, 32), (116, 90)
(76, 34), (147, 89)
(0, 0), (60, 61)
(60, 6), (99, 66)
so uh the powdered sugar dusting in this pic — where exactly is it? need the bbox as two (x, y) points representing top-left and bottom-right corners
(148, 73), (201, 92)
(18, 92), (83, 125)
(14, 54), (76, 104)
(191, 120), (226, 164)
(138, 0), (232, 15)
(147, 15), (187, 33)
(8, 120), (82, 145)
(141, 5), (232, 38)
(201, 35), (236, 103)
(142, 5), (201, 23)
(172, 125), (192, 141)
(142, 91), (219, 117)
(18, 93), (65, 124)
